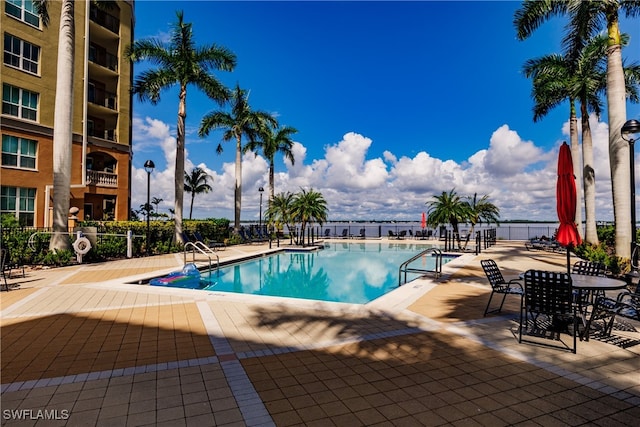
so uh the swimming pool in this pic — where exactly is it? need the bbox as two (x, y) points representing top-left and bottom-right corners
(155, 242), (455, 304)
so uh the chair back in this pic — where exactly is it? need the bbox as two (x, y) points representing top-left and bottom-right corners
(480, 259), (506, 288)
(572, 260), (605, 276)
(523, 270), (573, 316)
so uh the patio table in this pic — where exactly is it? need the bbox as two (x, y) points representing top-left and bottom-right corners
(519, 272), (627, 339)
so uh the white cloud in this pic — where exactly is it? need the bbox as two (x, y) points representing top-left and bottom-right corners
(132, 116), (618, 222)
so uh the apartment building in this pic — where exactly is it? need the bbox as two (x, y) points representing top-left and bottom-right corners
(1, 0), (134, 227)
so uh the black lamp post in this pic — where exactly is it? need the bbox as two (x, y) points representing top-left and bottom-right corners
(621, 119), (640, 271)
(144, 160), (155, 255)
(258, 186), (264, 231)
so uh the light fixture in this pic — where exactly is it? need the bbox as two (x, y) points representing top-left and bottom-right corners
(621, 120), (640, 271)
(144, 160), (155, 255)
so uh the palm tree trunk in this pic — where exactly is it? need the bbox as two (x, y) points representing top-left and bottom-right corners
(269, 160), (275, 205)
(189, 193), (195, 220)
(50, 0), (74, 252)
(175, 87), (186, 244)
(581, 106), (599, 244)
(569, 111), (583, 240)
(234, 134), (242, 233)
(606, 15), (631, 259)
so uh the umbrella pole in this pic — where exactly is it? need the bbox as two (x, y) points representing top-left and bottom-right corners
(566, 245), (572, 275)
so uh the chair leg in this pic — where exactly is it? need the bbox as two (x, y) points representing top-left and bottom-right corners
(484, 292), (496, 316)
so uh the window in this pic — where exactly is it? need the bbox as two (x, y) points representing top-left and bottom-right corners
(2, 134), (37, 169)
(5, 0), (40, 27)
(2, 84), (38, 121)
(1, 186), (35, 226)
(3, 33), (40, 74)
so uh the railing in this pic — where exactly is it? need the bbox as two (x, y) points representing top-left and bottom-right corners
(86, 170), (117, 187)
(89, 48), (118, 72)
(89, 5), (120, 34)
(88, 128), (117, 142)
(184, 241), (219, 280)
(398, 248), (443, 286)
(88, 87), (117, 110)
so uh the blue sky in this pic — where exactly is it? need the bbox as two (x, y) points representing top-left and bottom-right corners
(130, 1), (640, 223)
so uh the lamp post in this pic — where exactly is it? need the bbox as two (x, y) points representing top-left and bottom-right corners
(144, 160), (155, 255)
(258, 186), (264, 232)
(621, 119), (640, 271)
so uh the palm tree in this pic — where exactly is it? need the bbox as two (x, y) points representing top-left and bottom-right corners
(33, 1), (116, 251)
(515, 0), (640, 259)
(463, 193), (500, 250)
(290, 188), (328, 246)
(426, 190), (471, 247)
(126, 10), (236, 244)
(184, 167), (212, 220)
(265, 191), (295, 240)
(151, 197), (163, 216)
(244, 124), (297, 203)
(199, 84), (277, 233)
(522, 53), (584, 241)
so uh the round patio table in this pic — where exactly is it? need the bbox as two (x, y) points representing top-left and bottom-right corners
(570, 274), (627, 292)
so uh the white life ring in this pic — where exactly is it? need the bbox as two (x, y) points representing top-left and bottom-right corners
(73, 236), (92, 255)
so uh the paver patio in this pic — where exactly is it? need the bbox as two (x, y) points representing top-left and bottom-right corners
(1, 241), (638, 426)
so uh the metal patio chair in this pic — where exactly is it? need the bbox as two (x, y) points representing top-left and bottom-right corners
(480, 259), (523, 317)
(520, 270), (577, 353)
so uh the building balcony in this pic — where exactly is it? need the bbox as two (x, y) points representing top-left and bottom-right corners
(88, 88), (117, 110)
(86, 169), (117, 187)
(89, 5), (120, 34)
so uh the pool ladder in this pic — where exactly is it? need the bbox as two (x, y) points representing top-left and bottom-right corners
(398, 248), (443, 286)
(184, 242), (220, 280)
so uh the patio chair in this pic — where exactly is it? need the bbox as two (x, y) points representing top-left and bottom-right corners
(339, 228), (349, 239)
(520, 270), (577, 353)
(1, 249), (9, 292)
(583, 282), (639, 340)
(388, 230), (397, 239)
(480, 259), (523, 316)
(572, 260), (607, 308)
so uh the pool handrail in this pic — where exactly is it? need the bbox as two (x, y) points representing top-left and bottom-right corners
(398, 248), (443, 286)
(183, 241), (219, 279)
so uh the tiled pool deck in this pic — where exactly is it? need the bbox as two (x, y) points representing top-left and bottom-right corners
(1, 241), (639, 426)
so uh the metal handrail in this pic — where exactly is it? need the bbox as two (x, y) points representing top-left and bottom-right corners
(183, 242), (219, 280)
(398, 248), (443, 286)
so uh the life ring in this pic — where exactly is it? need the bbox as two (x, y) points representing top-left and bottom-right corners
(73, 236), (92, 255)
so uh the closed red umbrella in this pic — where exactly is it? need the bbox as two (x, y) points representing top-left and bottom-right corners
(556, 141), (582, 273)
(421, 212), (426, 230)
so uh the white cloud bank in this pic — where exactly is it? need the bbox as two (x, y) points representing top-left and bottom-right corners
(131, 115), (621, 222)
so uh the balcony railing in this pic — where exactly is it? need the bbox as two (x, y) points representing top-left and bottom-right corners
(86, 170), (117, 187)
(89, 5), (120, 34)
(88, 87), (117, 110)
(88, 128), (117, 142)
(89, 48), (118, 72)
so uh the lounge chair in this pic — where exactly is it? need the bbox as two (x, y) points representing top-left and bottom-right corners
(193, 231), (225, 251)
(388, 230), (397, 239)
(324, 228), (331, 238)
(480, 259), (523, 316)
(355, 228), (366, 239)
(397, 230), (407, 240)
(339, 228), (349, 239)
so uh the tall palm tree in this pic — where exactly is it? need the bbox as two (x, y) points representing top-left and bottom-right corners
(426, 190), (471, 247)
(244, 124), (297, 203)
(34, 1), (114, 251)
(515, 0), (640, 259)
(290, 188), (328, 246)
(199, 84), (277, 233)
(523, 53), (584, 241)
(184, 167), (212, 220)
(126, 10), (236, 244)
(463, 193), (500, 250)
(265, 191), (295, 240)
(151, 197), (163, 215)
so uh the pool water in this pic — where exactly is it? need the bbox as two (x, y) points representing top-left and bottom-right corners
(191, 242), (454, 304)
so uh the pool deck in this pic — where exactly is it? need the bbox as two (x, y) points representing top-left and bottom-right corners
(1, 240), (639, 426)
